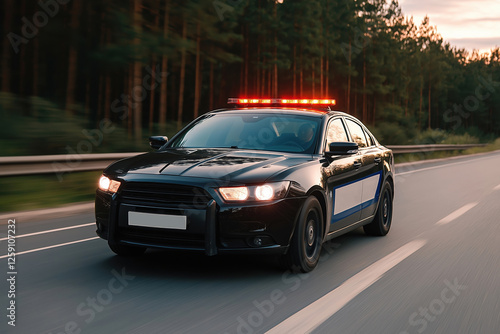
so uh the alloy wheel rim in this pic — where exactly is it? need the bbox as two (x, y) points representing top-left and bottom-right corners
(382, 190), (391, 226)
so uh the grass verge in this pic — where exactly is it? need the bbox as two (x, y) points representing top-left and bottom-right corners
(0, 171), (101, 213)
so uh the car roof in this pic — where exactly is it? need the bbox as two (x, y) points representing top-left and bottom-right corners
(208, 107), (352, 119)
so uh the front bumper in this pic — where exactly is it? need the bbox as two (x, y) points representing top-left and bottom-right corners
(95, 188), (304, 255)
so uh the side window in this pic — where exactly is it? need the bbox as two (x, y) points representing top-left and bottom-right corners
(345, 119), (368, 148)
(325, 118), (348, 151)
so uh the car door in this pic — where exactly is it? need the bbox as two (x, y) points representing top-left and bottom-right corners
(344, 117), (384, 221)
(322, 117), (363, 232)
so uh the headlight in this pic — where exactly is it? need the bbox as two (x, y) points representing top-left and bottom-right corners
(218, 181), (289, 202)
(98, 175), (121, 193)
(255, 185), (274, 201)
(219, 186), (249, 201)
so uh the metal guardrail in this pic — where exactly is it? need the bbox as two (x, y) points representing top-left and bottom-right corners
(387, 144), (487, 154)
(0, 152), (141, 177)
(0, 144), (488, 177)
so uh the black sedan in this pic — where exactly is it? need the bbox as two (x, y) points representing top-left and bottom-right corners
(95, 99), (394, 272)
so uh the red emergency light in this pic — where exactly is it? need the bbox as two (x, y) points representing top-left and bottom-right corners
(228, 98), (336, 106)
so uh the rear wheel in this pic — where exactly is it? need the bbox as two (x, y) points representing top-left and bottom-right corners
(281, 196), (324, 273)
(363, 181), (393, 236)
(108, 242), (147, 256)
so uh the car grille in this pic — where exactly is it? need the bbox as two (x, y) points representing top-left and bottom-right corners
(120, 182), (212, 209)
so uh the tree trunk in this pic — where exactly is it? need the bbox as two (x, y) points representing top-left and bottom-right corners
(209, 62), (214, 110)
(104, 27), (112, 121)
(148, 8), (159, 133)
(354, 82), (357, 118)
(177, 18), (187, 130)
(18, 0), (27, 96)
(325, 54), (329, 97)
(320, 55), (324, 98)
(273, 2), (278, 98)
(1, 0), (13, 92)
(105, 73), (111, 120)
(300, 47), (303, 96)
(194, 22), (202, 119)
(132, 0), (143, 141)
(31, 37), (39, 116)
(148, 60), (156, 132)
(239, 25), (244, 95)
(65, 0), (82, 115)
(97, 73), (104, 120)
(362, 46), (367, 123)
(347, 39), (352, 112)
(159, 0), (169, 132)
(268, 69), (271, 97)
(85, 78), (91, 118)
(128, 65), (133, 137)
(293, 44), (296, 96)
(256, 37), (261, 96)
(244, 25), (249, 96)
(325, 33), (329, 97)
(312, 59), (315, 97)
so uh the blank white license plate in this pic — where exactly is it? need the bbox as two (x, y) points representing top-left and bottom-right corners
(128, 211), (187, 230)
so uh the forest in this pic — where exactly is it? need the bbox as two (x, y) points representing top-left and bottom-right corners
(1, 0), (499, 156)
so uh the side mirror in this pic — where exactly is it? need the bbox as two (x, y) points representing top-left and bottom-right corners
(149, 136), (168, 150)
(326, 142), (358, 156)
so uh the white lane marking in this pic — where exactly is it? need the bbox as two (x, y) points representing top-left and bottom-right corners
(265, 239), (427, 334)
(0, 237), (99, 259)
(0, 222), (95, 241)
(436, 203), (478, 225)
(494, 184), (500, 191)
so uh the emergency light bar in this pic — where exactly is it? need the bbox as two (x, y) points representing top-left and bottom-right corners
(228, 98), (336, 106)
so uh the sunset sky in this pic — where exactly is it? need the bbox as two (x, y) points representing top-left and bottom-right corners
(399, 0), (500, 54)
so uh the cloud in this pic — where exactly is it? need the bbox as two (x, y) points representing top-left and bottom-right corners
(399, 0), (500, 52)
(461, 17), (500, 23)
(446, 37), (500, 52)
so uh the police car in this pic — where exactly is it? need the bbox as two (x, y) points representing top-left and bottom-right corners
(95, 98), (394, 272)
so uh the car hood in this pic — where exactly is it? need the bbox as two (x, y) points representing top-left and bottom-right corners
(104, 148), (311, 184)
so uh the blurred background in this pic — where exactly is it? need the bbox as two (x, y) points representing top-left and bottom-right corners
(1, 0), (499, 211)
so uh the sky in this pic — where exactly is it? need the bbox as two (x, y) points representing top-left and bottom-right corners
(398, 0), (500, 54)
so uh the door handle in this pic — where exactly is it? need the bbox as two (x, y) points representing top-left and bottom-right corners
(374, 157), (382, 164)
(353, 161), (362, 169)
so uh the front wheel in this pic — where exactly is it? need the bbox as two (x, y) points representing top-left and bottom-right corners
(363, 181), (393, 236)
(281, 196), (324, 273)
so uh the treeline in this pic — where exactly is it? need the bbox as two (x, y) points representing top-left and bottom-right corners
(1, 0), (500, 146)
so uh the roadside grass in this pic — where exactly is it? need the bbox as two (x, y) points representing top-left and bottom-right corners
(0, 171), (101, 213)
(394, 138), (500, 164)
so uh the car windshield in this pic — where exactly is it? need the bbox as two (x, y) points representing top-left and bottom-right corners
(167, 112), (322, 154)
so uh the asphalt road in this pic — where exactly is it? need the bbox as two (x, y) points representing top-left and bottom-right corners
(1, 151), (500, 334)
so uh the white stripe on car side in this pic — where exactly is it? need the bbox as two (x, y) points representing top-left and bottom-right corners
(361, 173), (381, 204)
(333, 173), (381, 217)
(334, 181), (362, 215)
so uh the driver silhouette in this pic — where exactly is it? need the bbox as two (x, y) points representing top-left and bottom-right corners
(297, 123), (314, 148)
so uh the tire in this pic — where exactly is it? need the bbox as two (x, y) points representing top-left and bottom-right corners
(281, 196), (324, 273)
(363, 181), (393, 236)
(108, 241), (147, 256)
